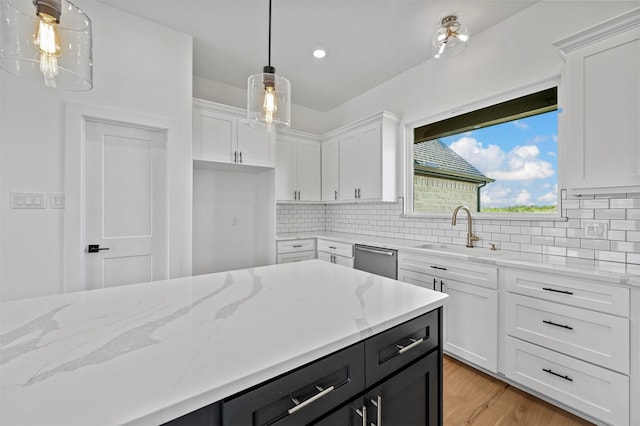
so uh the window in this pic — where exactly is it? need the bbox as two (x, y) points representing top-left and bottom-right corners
(411, 87), (558, 215)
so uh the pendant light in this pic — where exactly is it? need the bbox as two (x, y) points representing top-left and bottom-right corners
(247, 0), (291, 131)
(432, 15), (470, 60)
(0, 0), (92, 91)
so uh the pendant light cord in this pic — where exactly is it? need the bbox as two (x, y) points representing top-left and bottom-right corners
(268, 0), (272, 67)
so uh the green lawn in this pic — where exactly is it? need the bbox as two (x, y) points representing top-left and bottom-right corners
(481, 205), (557, 213)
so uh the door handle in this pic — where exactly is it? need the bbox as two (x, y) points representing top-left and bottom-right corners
(88, 244), (109, 253)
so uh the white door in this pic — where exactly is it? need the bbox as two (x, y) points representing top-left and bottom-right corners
(84, 120), (168, 290)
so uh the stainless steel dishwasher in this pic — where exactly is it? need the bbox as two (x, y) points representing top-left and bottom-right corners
(353, 244), (398, 279)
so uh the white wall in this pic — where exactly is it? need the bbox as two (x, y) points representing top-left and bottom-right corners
(323, 1), (639, 130)
(193, 165), (275, 275)
(0, 0), (193, 301)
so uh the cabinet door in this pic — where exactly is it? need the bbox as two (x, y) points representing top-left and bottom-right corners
(237, 119), (275, 167)
(339, 130), (360, 200)
(321, 137), (340, 201)
(364, 350), (441, 426)
(442, 279), (498, 372)
(193, 108), (236, 163)
(561, 24), (640, 194)
(296, 140), (321, 201)
(357, 123), (382, 200)
(275, 137), (296, 200)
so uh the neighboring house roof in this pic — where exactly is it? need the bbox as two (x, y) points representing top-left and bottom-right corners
(414, 139), (494, 183)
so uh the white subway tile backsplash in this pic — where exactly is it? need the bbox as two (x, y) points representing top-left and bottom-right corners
(278, 194), (638, 264)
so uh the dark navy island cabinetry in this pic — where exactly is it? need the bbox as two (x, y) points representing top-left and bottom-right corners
(166, 308), (442, 426)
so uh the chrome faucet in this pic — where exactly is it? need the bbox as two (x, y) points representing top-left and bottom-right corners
(452, 205), (479, 248)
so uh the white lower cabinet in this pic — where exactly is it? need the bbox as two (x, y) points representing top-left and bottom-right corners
(503, 267), (631, 425)
(398, 251), (498, 373)
(276, 239), (315, 264)
(506, 337), (629, 426)
(317, 239), (353, 268)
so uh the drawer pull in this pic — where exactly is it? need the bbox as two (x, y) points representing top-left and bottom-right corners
(329, 246), (337, 249)
(542, 368), (573, 382)
(292, 244), (303, 248)
(371, 396), (382, 426)
(542, 320), (573, 330)
(542, 287), (574, 295)
(396, 337), (424, 354)
(355, 406), (367, 426)
(430, 265), (447, 271)
(288, 385), (335, 415)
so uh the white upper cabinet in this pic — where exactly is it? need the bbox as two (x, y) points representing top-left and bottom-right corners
(329, 111), (400, 202)
(321, 137), (340, 202)
(554, 10), (640, 196)
(275, 132), (321, 201)
(193, 99), (275, 167)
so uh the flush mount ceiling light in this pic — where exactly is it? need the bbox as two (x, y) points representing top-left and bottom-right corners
(432, 15), (470, 60)
(0, 0), (92, 90)
(313, 48), (326, 59)
(247, 0), (291, 131)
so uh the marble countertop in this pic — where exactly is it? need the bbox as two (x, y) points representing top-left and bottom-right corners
(278, 232), (640, 286)
(0, 260), (448, 426)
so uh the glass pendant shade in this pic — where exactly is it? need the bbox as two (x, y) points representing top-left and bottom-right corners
(0, 0), (92, 90)
(432, 15), (470, 59)
(247, 66), (291, 130)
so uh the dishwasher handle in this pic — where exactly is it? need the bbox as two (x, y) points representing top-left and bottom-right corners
(355, 245), (395, 256)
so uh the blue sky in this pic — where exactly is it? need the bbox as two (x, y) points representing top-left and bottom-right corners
(441, 110), (559, 208)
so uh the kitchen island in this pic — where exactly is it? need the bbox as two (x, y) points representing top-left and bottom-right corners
(0, 260), (447, 425)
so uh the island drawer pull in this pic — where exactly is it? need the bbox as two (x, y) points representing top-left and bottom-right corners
(329, 246), (337, 249)
(543, 320), (573, 330)
(430, 265), (447, 271)
(542, 287), (574, 295)
(355, 406), (367, 426)
(371, 396), (382, 426)
(542, 368), (573, 382)
(292, 244), (303, 248)
(397, 337), (424, 354)
(288, 385), (335, 415)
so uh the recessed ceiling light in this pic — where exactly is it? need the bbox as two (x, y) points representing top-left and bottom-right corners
(313, 49), (326, 59)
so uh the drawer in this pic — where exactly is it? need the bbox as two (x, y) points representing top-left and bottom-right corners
(223, 343), (365, 426)
(318, 251), (354, 268)
(506, 293), (629, 374)
(503, 268), (629, 317)
(505, 336), (629, 426)
(277, 251), (315, 264)
(317, 239), (353, 258)
(398, 251), (497, 289)
(277, 239), (316, 254)
(365, 308), (440, 387)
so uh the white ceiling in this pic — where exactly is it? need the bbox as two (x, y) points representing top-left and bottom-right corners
(98, 0), (539, 112)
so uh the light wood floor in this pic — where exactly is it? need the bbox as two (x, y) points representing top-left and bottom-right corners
(443, 356), (594, 426)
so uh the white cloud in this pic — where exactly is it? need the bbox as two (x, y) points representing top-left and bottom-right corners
(513, 120), (530, 130)
(537, 184), (558, 205)
(516, 189), (532, 205)
(530, 135), (548, 144)
(449, 138), (555, 182)
(449, 137), (505, 173)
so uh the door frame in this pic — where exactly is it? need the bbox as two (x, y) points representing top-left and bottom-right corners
(64, 102), (189, 293)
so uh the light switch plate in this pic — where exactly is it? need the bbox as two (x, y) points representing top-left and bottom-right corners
(11, 192), (46, 209)
(583, 220), (608, 239)
(51, 192), (65, 209)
